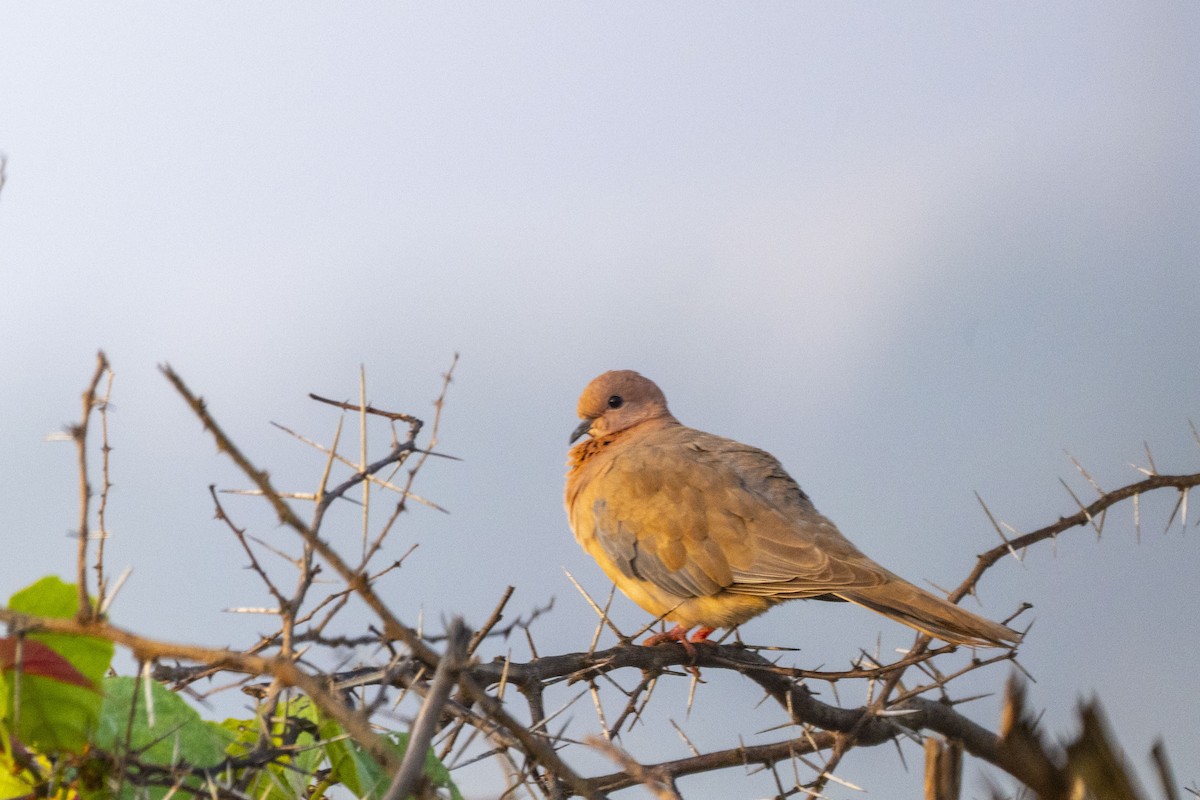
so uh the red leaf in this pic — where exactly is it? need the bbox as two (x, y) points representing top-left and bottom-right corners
(0, 637), (99, 692)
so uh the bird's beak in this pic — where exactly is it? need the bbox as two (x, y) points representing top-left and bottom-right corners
(570, 417), (594, 444)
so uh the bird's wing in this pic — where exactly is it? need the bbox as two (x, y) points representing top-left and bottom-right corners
(583, 427), (889, 600)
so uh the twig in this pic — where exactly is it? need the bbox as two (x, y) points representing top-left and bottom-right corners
(73, 351), (111, 623)
(308, 393), (423, 424)
(94, 368), (116, 614)
(587, 737), (682, 800)
(954, 471), (1200, 602)
(383, 619), (471, 800)
(468, 587), (516, 656)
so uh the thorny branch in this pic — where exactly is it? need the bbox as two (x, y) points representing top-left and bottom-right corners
(384, 618), (471, 800)
(72, 351), (111, 623)
(954, 471), (1200, 603)
(161, 359), (596, 798)
(18, 354), (1198, 799)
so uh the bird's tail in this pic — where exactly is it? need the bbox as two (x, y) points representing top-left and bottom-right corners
(839, 578), (1021, 647)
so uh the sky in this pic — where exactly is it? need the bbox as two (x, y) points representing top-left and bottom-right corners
(1, 3), (1198, 798)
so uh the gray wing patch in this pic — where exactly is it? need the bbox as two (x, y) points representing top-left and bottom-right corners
(590, 498), (723, 599)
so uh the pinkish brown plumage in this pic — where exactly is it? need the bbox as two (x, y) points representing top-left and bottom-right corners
(565, 370), (1021, 648)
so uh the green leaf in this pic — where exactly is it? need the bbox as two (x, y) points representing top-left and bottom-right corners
(321, 718), (396, 800)
(3, 577), (114, 753)
(321, 721), (461, 800)
(94, 677), (233, 769)
(8, 675), (99, 754)
(0, 748), (38, 800)
(227, 698), (329, 800)
(422, 745), (464, 800)
(8, 576), (114, 685)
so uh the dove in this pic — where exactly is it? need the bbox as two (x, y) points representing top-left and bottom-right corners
(565, 370), (1021, 649)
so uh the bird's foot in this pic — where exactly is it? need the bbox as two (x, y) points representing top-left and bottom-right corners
(644, 624), (693, 653)
(643, 625), (717, 660)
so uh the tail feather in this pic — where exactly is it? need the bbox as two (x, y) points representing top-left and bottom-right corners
(840, 579), (1021, 647)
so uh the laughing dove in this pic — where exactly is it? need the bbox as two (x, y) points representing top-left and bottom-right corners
(565, 370), (1021, 648)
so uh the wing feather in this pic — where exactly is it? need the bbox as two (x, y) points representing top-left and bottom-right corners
(586, 426), (889, 601)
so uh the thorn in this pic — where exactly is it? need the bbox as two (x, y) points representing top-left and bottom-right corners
(1065, 450), (1104, 495)
(975, 492), (1021, 562)
(1122, 492), (1137, 544)
(1143, 441), (1159, 476)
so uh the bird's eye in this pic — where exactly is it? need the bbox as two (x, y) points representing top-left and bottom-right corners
(607, 395), (624, 409)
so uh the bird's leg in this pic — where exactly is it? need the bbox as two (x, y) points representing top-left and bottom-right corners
(644, 625), (720, 660)
(643, 624), (697, 656)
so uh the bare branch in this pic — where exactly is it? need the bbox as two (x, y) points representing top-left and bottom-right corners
(954, 471), (1200, 603)
(73, 350), (111, 623)
(384, 619), (471, 800)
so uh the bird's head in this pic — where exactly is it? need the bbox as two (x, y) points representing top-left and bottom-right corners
(571, 370), (674, 443)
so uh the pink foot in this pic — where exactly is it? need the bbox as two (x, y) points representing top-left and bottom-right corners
(644, 624), (693, 652)
(643, 625), (718, 659)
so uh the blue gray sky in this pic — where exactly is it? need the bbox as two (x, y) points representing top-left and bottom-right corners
(2, 4), (1198, 797)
